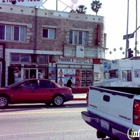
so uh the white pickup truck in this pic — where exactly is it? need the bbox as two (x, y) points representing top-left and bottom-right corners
(81, 86), (140, 140)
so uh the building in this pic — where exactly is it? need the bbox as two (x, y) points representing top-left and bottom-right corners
(0, 3), (107, 87)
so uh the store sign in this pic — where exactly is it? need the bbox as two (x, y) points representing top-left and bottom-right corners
(1, 0), (43, 7)
(58, 58), (93, 64)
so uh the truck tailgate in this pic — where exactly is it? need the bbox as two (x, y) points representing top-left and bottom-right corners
(87, 86), (134, 128)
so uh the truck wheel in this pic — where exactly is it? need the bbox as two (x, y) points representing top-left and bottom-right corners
(96, 130), (106, 138)
(0, 96), (8, 108)
(134, 138), (139, 140)
(53, 95), (64, 106)
(110, 136), (120, 140)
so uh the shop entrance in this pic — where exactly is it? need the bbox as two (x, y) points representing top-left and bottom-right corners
(23, 68), (37, 79)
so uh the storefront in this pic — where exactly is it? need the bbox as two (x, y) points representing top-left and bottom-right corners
(55, 57), (94, 88)
(8, 53), (48, 85)
(0, 44), (5, 87)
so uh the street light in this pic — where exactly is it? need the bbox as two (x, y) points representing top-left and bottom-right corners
(135, 0), (138, 56)
(125, 0), (129, 58)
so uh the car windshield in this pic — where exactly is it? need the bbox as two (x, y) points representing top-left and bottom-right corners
(6, 80), (25, 88)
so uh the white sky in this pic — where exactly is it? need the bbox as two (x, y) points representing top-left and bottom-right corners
(43, 0), (140, 60)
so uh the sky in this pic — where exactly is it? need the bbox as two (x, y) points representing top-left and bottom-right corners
(42, 0), (140, 60)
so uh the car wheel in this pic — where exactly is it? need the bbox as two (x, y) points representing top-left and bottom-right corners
(53, 95), (64, 106)
(0, 96), (8, 108)
(96, 130), (106, 138)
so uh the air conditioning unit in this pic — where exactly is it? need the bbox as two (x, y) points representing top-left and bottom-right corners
(76, 45), (85, 57)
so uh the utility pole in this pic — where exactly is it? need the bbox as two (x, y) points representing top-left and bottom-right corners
(56, 0), (58, 11)
(135, 0), (138, 56)
(125, 0), (129, 58)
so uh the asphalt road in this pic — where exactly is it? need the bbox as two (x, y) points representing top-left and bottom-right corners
(0, 101), (128, 140)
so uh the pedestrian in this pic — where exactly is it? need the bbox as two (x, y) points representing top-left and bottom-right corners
(66, 77), (73, 88)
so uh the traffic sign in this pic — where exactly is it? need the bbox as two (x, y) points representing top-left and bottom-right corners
(123, 33), (134, 40)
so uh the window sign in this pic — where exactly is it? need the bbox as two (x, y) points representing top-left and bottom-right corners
(57, 57), (92, 65)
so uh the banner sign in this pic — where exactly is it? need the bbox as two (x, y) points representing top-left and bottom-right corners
(1, 0), (43, 7)
(58, 57), (93, 65)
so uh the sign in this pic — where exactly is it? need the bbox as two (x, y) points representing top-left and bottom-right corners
(58, 57), (93, 65)
(0, 0), (43, 7)
(123, 33), (134, 40)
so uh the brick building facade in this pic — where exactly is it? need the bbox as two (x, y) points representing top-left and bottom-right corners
(0, 4), (106, 87)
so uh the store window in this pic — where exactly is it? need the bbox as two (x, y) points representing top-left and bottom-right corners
(104, 69), (118, 80)
(69, 30), (88, 45)
(0, 24), (26, 42)
(11, 54), (20, 62)
(11, 53), (30, 62)
(43, 29), (56, 39)
(20, 54), (30, 62)
(122, 70), (132, 82)
(57, 68), (93, 88)
(38, 55), (48, 64)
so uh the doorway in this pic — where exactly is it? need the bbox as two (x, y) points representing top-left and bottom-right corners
(23, 69), (37, 79)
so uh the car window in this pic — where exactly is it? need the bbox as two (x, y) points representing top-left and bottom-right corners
(39, 80), (56, 88)
(16, 80), (38, 89)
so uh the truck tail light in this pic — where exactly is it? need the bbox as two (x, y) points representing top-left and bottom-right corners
(86, 92), (89, 106)
(133, 100), (140, 125)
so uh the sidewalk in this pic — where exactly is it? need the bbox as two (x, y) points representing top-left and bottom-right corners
(72, 93), (87, 100)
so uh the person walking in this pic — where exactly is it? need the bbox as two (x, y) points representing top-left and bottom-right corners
(66, 77), (73, 88)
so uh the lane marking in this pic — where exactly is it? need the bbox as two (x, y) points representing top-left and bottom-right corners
(0, 129), (93, 137)
(0, 109), (85, 116)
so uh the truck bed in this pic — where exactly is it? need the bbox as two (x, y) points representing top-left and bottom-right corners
(82, 85), (140, 139)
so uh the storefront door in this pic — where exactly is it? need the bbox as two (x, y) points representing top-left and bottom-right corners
(23, 68), (38, 79)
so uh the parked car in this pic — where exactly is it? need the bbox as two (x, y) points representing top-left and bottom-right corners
(0, 79), (73, 108)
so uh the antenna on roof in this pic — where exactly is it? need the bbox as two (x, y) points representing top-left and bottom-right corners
(58, 0), (78, 12)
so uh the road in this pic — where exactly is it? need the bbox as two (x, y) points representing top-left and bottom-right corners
(0, 101), (127, 140)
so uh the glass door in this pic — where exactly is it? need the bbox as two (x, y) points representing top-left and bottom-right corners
(23, 68), (37, 79)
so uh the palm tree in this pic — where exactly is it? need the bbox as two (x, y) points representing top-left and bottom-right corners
(76, 5), (87, 14)
(70, 9), (77, 13)
(91, 0), (102, 15)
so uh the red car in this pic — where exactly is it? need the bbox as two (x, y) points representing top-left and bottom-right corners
(0, 79), (73, 108)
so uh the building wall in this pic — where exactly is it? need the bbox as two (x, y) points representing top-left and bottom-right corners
(0, 4), (105, 52)
(0, 4), (106, 86)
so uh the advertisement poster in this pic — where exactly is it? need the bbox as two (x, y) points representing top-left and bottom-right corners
(86, 70), (92, 78)
(75, 77), (81, 88)
(134, 69), (140, 78)
(64, 69), (75, 76)
(48, 67), (56, 80)
(57, 78), (65, 86)
(13, 65), (21, 83)
(86, 80), (92, 87)
(58, 69), (64, 78)
(75, 69), (81, 77)
(81, 70), (86, 78)
(81, 80), (86, 87)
